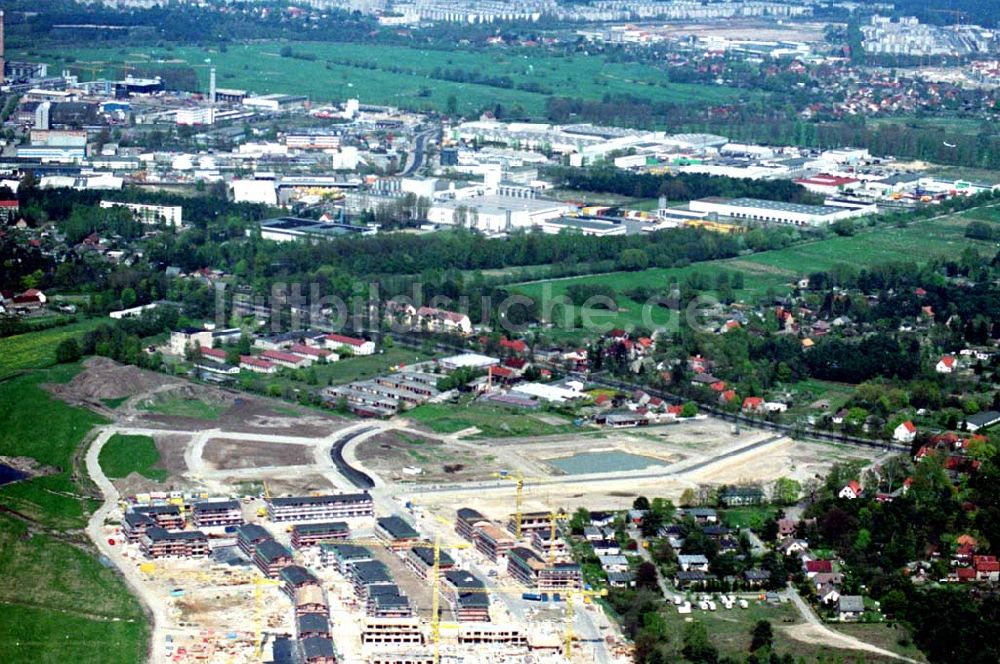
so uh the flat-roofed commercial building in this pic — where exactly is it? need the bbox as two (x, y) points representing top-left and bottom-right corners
(689, 197), (875, 227)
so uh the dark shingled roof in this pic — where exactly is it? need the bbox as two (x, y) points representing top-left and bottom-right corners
(376, 515), (420, 540)
(301, 636), (335, 660)
(270, 492), (371, 507)
(254, 539), (292, 563)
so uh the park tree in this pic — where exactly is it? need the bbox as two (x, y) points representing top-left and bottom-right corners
(771, 477), (801, 505)
(682, 621), (719, 664)
(55, 338), (82, 364)
(568, 507), (590, 535)
(749, 620), (774, 653)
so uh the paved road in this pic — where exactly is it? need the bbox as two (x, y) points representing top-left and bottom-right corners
(781, 585), (918, 662)
(402, 128), (437, 176)
(84, 429), (169, 664)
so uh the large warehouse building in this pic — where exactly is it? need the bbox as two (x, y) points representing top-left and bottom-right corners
(689, 197), (875, 227)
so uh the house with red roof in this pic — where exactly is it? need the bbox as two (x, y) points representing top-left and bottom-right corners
(893, 420), (916, 443)
(838, 480), (863, 500)
(949, 566), (976, 583)
(975, 556), (999, 583)
(719, 390), (737, 405)
(742, 397), (764, 413)
(488, 365), (515, 384)
(499, 337), (528, 354)
(936, 355), (957, 374)
(0, 199), (20, 223)
(198, 346), (228, 363)
(666, 405), (684, 418)
(12, 288), (46, 310)
(504, 357), (528, 373)
(290, 344), (335, 362)
(709, 380), (727, 393)
(261, 349), (311, 369)
(324, 334), (375, 356)
(240, 355), (277, 374)
(804, 559), (834, 576)
(794, 173), (860, 196)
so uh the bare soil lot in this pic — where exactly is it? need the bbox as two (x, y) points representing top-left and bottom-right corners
(356, 431), (504, 483)
(202, 438), (313, 470)
(46, 356), (180, 404)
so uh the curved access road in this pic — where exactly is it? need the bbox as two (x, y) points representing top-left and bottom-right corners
(84, 428), (169, 664)
(329, 425), (378, 489)
(781, 586), (919, 663)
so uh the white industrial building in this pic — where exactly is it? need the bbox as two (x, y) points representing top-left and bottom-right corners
(100, 201), (183, 227)
(242, 94), (308, 112)
(175, 107), (215, 126)
(231, 180), (278, 206)
(427, 195), (573, 234)
(689, 197), (875, 227)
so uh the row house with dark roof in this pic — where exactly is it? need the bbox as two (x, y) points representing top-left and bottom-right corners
(291, 521), (350, 549)
(236, 523), (273, 557)
(191, 499), (244, 528)
(406, 546), (455, 580)
(280, 565), (321, 600)
(375, 515), (422, 551)
(320, 543), (372, 576)
(254, 539), (294, 578)
(267, 492), (374, 522)
(443, 570), (490, 622)
(140, 527), (209, 558)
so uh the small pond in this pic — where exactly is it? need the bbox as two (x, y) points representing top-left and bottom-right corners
(548, 451), (668, 475)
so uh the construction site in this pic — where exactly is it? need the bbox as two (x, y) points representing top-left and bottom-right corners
(78, 359), (881, 664)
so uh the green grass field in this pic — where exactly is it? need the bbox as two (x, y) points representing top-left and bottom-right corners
(657, 599), (909, 662)
(0, 364), (108, 528)
(0, 318), (103, 379)
(0, 359), (148, 663)
(0, 516), (148, 664)
(309, 348), (435, 386)
(405, 401), (585, 438)
(36, 42), (751, 118)
(98, 434), (166, 482)
(137, 395), (225, 420)
(722, 506), (778, 530)
(513, 212), (997, 335)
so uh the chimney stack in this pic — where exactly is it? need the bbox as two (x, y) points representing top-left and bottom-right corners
(209, 66), (216, 106)
(0, 11), (6, 87)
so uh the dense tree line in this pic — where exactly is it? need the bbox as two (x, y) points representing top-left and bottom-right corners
(544, 165), (821, 205)
(797, 452), (1000, 664)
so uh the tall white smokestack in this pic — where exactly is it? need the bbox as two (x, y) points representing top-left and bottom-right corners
(209, 67), (216, 106)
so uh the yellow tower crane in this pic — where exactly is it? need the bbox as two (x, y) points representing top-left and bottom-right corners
(545, 510), (569, 564)
(493, 470), (526, 537)
(252, 573), (282, 660)
(319, 532), (472, 664)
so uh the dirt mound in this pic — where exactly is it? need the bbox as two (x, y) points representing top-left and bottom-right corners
(48, 357), (181, 401)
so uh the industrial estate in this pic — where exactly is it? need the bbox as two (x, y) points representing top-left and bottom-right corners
(1, 2), (1000, 664)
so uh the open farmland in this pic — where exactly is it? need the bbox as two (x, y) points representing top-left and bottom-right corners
(39, 42), (752, 118)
